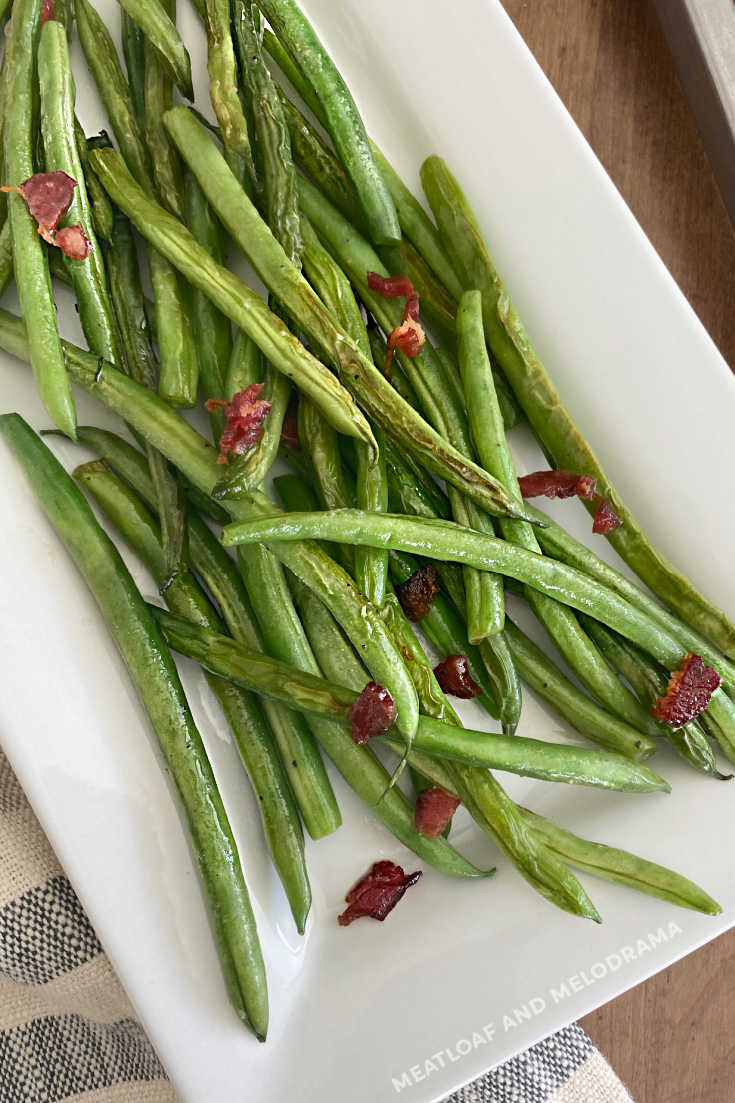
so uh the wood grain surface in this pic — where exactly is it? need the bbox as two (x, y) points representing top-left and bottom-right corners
(499, 2), (735, 1099)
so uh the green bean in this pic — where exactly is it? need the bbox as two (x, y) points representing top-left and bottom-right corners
(78, 130), (114, 242)
(258, 0), (399, 245)
(71, 424), (342, 838)
(38, 20), (120, 367)
(297, 397), (355, 571)
(121, 9), (146, 130)
(89, 147), (373, 448)
(380, 236), (458, 350)
(75, 0), (198, 410)
(183, 171), (232, 432)
(114, 0), (193, 99)
(154, 605), (359, 715)
(502, 620), (655, 759)
(162, 108), (531, 522)
(220, 509), (699, 673)
(74, 459), (311, 932)
(277, 88), (362, 230)
(412, 719), (668, 793)
(530, 503), (735, 693)
(143, 0), (184, 218)
(203, 0), (257, 194)
(522, 808), (721, 915)
(3, 0), (76, 439)
(103, 210), (187, 575)
(299, 216), (388, 604)
(0, 415), (267, 1038)
(421, 154), (735, 662)
(456, 290), (659, 737)
(233, 0), (301, 265)
(0, 309), (422, 744)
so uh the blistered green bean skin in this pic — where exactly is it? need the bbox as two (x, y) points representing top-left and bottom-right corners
(90, 144), (374, 447)
(203, 0), (257, 193)
(421, 154), (735, 663)
(257, 0), (399, 245)
(0, 415), (267, 1040)
(4, 0), (76, 439)
(114, 0), (193, 99)
(233, 0), (301, 265)
(522, 809), (721, 915)
(73, 460), (311, 933)
(143, 0), (185, 218)
(38, 21), (120, 367)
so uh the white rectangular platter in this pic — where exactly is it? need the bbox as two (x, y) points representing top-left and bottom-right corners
(2, 2), (735, 1101)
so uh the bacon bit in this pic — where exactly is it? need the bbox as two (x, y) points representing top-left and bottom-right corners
(518, 468), (622, 535)
(395, 564), (440, 621)
(414, 787), (461, 837)
(433, 654), (482, 699)
(653, 653), (722, 728)
(54, 223), (92, 259)
(592, 497), (622, 534)
(518, 469), (597, 501)
(338, 860), (422, 926)
(205, 384), (271, 464)
(2, 171), (76, 234)
(347, 682), (397, 744)
(366, 270), (425, 374)
(1, 172), (94, 259)
(40, 0), (55, 23)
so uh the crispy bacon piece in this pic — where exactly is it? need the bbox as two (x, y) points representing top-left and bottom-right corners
(40, 0), (55, 23)
(55, 223), (93, 260)
(366, 269), (425, 373)
(205, 384), (271, 464)
(518, 468), (622, 535)
(347, 682), (397, 744)
(592, 497), (622, 534)
(414, 787), (461, 837)
(395, 563), (440, 621)
(1, 171), (94, 259)
(2, 171), (76, 237)
(653, 653), (722, 728)
(338, 860), (422, 926)
(518, 469), (597, 501)
(433, 654), (482, 699)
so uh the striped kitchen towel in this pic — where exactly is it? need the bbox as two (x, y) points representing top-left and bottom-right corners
(0, 747), (633, 1103)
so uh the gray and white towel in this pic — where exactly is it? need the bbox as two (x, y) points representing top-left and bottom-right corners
(0, 748), (633, 1103)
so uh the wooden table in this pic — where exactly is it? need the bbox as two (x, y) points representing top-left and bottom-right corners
(499, 2), (735, 1099)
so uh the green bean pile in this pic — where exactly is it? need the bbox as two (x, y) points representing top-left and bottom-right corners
(0, 0), (730, 1040)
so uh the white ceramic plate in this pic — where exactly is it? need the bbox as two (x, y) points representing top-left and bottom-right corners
(2, 2), (735, 1101)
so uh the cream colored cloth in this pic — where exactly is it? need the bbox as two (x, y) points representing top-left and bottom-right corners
(0, 747), (632, 1103)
